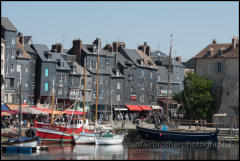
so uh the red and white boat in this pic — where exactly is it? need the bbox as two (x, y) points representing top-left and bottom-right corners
(34, 111), (94, 143)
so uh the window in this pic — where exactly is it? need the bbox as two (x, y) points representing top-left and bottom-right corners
(44, 82), (49, 91)
(45, 68), (49, 77)
(217, 62), (222, 73)
(141, 71), (144, 78)
(131, 86), (133, 92)
(100, 76), (103, 84)
(72, 78), (74, 85)
(12, 37), (15, 45)
(4, 94), (8, 103)
(65, 75), (67, 83)
(89, 60), (93, 69)
(58, 87), (62, 95)
(32, 82), (35, 89)
(26, 67), (28, 73)
(11, 64), (14, 72)
(81, 78), (84, 87)
(17, 64), (21, 72)
(10, 78), (14, 87)
(95, 61), (97, 70)
(116, 94), (121, 102)
(117, 82), (121, 89)
(150, 83), (153, 89)
(64, 87), (67, 94)
(11, 49), (15, 58)
(140, 94), (144, 102)
(59, 74), (62, 82)
(150, 72), (153, 79)
(158, 75), (161, 81)
(25, 82), (28, 88)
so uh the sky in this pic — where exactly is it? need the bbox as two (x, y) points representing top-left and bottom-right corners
(1, 1), (239, 61)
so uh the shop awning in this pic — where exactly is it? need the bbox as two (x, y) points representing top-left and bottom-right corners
(138, 105), (152, 111)
(125, 105), (142, 111)
(151, 105), (163, 110)
(114, 107), (128, 111)
(1, 104), (10, 111)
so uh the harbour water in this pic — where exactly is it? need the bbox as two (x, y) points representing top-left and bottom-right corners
(1, 142), (239, 160)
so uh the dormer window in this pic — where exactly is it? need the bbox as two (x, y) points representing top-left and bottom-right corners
(73, 66), (76, 74)
(44, 52), (52, 60)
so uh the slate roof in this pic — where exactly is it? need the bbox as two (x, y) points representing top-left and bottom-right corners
(68, 61), (91, 75)
(182, 58), (195, 69)
(24, 36), (32, 45)
(24, 44), (35, 53)
(157, 66), (180, 83)
(32, 43), (71, 70)
(151, 50), (167, 57)
(161, 56), (184, 67)
(1, 17), (17, 31)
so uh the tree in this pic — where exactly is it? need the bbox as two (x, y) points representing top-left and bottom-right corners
(173, 72), (215, 121)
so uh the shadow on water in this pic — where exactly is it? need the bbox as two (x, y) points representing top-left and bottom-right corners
(1, 142), (239, 160)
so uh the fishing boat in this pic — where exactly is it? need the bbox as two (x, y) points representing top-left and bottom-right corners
(34, 79), (93, 143)
(136, 34), (219, 143)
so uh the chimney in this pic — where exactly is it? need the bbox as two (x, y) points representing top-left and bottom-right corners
(112, 41), (125, 52)
(51, 43), (63, 53)
(103, 44), (113, 53)
(138, 42), (151, 57)
(212, 39), (217, 44)
(72, 39), (82, 64)
(18, 32), (24, 47)
(93, 38), (101, 51)
(232, 36), (238, 49)
(175, 56), (181, 63)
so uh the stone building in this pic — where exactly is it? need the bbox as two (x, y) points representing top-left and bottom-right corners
(1, 38), (6, 104)
(194, 37), (239, 127)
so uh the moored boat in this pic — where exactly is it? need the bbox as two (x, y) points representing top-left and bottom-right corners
(95, 131), (125, 145)
(136, 125), (218, 142)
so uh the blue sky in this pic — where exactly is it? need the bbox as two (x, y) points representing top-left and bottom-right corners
(1, 1), (239, 61)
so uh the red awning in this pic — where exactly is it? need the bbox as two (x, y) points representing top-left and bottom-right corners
(125, 105), (142, 111)
(63, 111), (85, 115)
(138, 105), (152, 111)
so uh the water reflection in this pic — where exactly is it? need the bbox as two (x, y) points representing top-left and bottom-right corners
(1, 143), (239, 160)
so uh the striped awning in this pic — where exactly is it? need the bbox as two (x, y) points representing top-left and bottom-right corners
(138, 105), (152, 111)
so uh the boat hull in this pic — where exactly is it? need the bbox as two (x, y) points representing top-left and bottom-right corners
(95, 135), (124, 145)
(2, 140), (38, 148)
(36, 128), (73, 142)
(136, 125), (218, 142)
(73, 133), (95, 144)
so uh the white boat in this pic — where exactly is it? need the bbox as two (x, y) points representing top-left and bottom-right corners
(73, 132), (96, 144)
(95, 132), (125, 145)
(2, 138), (39, 148)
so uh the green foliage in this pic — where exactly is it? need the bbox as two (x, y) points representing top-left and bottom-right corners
(173, 72), (215, 121)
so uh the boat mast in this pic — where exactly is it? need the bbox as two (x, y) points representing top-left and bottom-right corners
(18, 70), (22, 142)
(82, 57), (87, 131)
(50, 79), (55, 125)
(95, 39), (100, 128)
(166, 34), (173, 125)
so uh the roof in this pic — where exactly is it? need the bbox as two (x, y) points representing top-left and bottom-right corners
(157, 66), (180, 83)
(136, 50), (158, 69)
(24, 44), (35, 53)
(24, 36), (32, 45)
(68, 61), (91, 75)
(151, 50), (167, 57)
(182, 57), (195, 69)
(1, 17), (17, 31)
(161, 56), (184, 67)
(194, 43), (239, 59)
